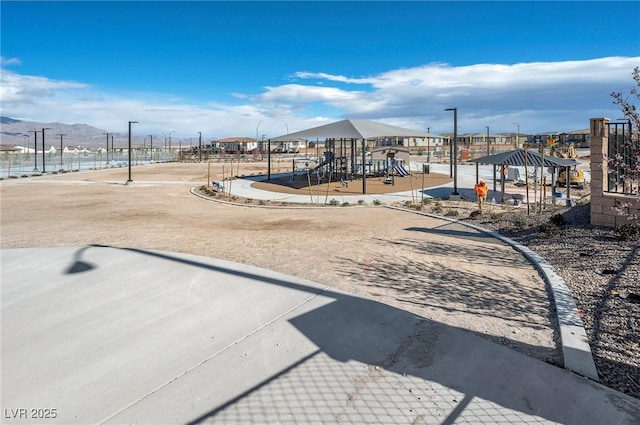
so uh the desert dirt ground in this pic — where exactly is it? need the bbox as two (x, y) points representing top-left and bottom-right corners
(0, 160), (561, 364)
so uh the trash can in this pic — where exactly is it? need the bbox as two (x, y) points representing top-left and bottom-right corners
(423, 164), (430, 174)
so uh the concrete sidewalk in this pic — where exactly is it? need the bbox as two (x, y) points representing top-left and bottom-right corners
(223, 163), (582, 205)
(2, 247), (639, 424)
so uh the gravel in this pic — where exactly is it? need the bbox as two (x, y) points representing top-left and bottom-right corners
(462, 200), (640, 399)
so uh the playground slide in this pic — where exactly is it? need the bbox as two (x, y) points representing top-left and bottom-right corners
(313, 158), (331, 171)
(394, 165), (410, 177)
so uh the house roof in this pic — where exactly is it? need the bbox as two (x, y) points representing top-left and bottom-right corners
(370, 147), (410, 154)
(217, 137), (256, 143)
(270, 119), (428, 141)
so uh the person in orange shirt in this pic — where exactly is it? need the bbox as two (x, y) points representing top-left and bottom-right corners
(474, 179), (489, 211)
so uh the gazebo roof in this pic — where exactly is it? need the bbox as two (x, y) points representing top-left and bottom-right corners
(468, 148), (579, 167)
(270, 119), (428, 141)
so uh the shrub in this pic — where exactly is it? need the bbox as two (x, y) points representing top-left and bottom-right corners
(539, 222), (561, 237)
(373, 199), (382, 206)
(341, 202), (350, 207)
(615, 222), (640, 241)
(357, 199), (365, 205)
(259, 200), (267, 206)
(432, 202), (443, 213)
(469, 210), (482, 219)
(245, 198), (253, 203)
(444, 209), (459, 217)
(422, 198), (432, 205)
(489, 212), (504, 222)
(511, 216), (529, 230)
(200, 185), (206, 191)
(550, 213), (566, 226)
(329, 199), (339, 206)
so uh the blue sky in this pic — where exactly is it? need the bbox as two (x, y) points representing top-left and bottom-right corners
(1, 1), (639, 140)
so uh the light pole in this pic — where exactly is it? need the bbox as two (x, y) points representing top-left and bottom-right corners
(426, 127), (431, 162)
(143, 135), (149, 161)
(57, 134), (66, 170)
(488, 125), (496, 190)
(22, 135), (29, 168)
(41, 127), (51, 173)
(513, 122), (520, 148)
(256, 120), (263, 153)
(198, 131), (202, 162)
(30, 130), (39, 172)
(127, 121), (138, 183)
(169, 131), (175, 154)
(486, 126), (490, 156)
(103, 133), (111, 165)
(444, 108), (458, 196)
(149, 135), (153, 162)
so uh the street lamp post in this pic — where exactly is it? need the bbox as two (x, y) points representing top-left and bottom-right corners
(103, 133), (111, 165)
(143, 135), (149, 161)
(444, 108), (458, 196)
(168, 131), (175, 158)
(488, 126), (496, 191)
(42, 127), (51, 173)
(426, 127), (430, 163)
(22, 135), (29, 161)
(256, 120), (263, 153)
(198, 131), (202, 162)
(486, 126), (490, 156)
(127, 121), (138, 184)
(57, 134), (66, 171)
(30, 130), (39, 172)
(513, 122), (520, 148)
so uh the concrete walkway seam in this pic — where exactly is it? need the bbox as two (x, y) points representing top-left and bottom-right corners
(384, 205), (600, 382)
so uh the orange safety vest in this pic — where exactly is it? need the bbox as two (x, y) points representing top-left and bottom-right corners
(475, 182), (488, 197)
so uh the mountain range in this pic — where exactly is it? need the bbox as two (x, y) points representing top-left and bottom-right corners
(0, 117), (118, 149)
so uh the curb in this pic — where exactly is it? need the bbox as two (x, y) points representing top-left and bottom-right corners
(190, 186), (369, 210)
(384, 205), (600, 382)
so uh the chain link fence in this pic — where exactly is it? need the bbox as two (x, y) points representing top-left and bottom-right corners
(0, 150), (179, 178)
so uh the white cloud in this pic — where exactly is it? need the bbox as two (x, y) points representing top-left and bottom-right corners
(0, 69), (87, 104)
(1, 56), (638, 138)
(0, 57), (22, 66)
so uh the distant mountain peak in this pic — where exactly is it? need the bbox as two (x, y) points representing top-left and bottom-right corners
(1, 117), (22, 124)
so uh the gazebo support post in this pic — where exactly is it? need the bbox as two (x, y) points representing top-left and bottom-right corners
(566, 166), (572, 206)
(493, 165), (497, 192)
(501, 162), (506, 203)
(267, 139), (271, 180)
(524, 145), (530, 215)
(362, 138), (366, 194)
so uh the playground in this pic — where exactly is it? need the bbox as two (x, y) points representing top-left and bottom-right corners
(252, 169), (452, 196)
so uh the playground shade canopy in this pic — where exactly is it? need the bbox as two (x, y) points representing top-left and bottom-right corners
(468, 148), (579, 167)
(270, 119), (429, 141)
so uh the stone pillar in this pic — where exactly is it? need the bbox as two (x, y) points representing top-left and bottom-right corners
(590, 118), (609, 226)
